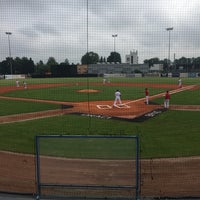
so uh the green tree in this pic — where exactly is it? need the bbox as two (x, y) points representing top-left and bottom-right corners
(0, 59), (10, 74)
(160, 59), (168, 71)
(193, 57), (200, 70)
(144, 57), (160, 67)
(174, 57), (194, 72)
(35, 60), (44, 72)
(51, 63), (77, 77)
(1, 57), (34, 74)
(107, 52), (121, 63)
(64, 58), (69, 65)
(20, 57), (34, 74)
(35, 60), (49, 75)
(13, 57), (22, 74)
(46, 57), (58, 67)
(99, 56), (103, 63)
(81, 52), (99, 64)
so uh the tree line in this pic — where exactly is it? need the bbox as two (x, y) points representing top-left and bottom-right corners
(144, 57), (200, 72)
(0, 51), (200, 76)
(0, 51), (122, 77)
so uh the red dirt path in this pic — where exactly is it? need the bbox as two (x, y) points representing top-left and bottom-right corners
(0, 82), (200, 197)
(0, 151), (200, 197)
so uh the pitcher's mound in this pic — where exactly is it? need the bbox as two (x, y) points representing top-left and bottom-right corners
(77, 89), (101, 93)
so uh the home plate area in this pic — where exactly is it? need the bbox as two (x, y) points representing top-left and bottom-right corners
(94, 100), (165, 122)
(96, 105), (112, 109)
(97, 104), (130, 109)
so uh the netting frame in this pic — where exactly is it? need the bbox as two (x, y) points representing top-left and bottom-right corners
(35, 135), (140, 200)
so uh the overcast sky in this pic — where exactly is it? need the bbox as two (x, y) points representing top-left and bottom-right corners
(0, 0), (200, 64)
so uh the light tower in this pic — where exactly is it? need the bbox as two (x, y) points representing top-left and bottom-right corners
(166, 27), (173, 70)
(5, 32), (13, 75)
(112, 34), (118, 52)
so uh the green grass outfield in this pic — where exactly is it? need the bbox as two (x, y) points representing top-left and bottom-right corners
(0, 77), (200, 159)
(1, 76), (200, 84)
(2, 84), (165, 102)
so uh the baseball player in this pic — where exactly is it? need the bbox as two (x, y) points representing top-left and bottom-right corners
(23, 81), (27, 89)
(164, 90), (170, 108)
(145, 88), (149, 105)
(178, 78), (182, 88)
(16, 80), (20, 87)
(113, 89), (122, 107)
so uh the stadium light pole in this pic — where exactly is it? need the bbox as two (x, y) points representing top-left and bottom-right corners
(112, 34), (118, 52)
(166, 27), (173, 70)
(5, 32), (13, 75)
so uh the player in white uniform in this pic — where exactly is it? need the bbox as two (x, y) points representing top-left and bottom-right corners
(23, 81), (27, 89)
(16, 80), (20, 87)
(178, 78), (182, 88)
(113, 89), (122, 107)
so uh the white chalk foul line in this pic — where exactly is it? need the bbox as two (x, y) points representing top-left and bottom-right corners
(118, 85), (196, 106)
(97, 104), (130, 109)
(114, 104), (130, 109)
(96, 105), (112, 109)
(169, 85), (195, 95)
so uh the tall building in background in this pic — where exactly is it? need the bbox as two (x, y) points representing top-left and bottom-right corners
(126, 50), (138, 64)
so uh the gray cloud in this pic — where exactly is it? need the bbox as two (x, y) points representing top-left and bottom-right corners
(33, 24), (59, 35)
(0, 0), (200, 64)
(19, 28), (38, 38)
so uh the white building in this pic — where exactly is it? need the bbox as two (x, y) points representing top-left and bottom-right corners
(125, 50), (138, 64)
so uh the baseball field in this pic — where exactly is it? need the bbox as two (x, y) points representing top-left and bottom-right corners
(0, 77), (200, 198)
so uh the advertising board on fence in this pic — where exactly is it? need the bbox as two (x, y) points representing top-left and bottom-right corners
(5, 74), (26, 79)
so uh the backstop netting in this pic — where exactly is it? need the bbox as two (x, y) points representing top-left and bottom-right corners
(35, 135), (139, 199)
